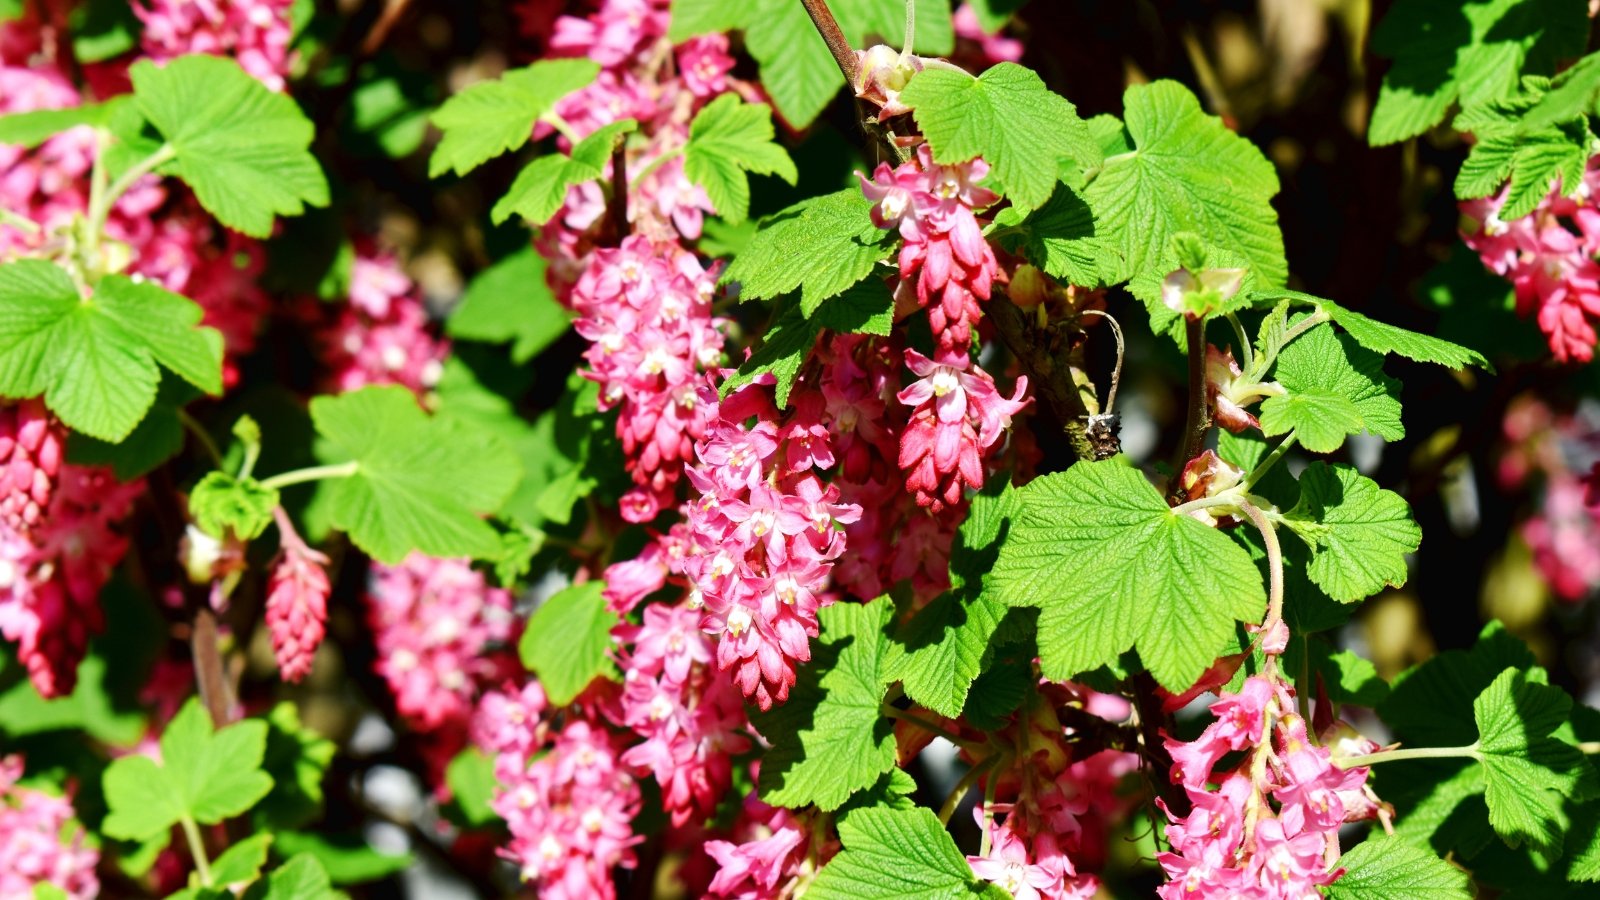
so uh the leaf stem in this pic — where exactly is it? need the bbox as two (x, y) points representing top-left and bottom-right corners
(938, 754), (998, 826)
(538, 111), (583, 146)
(881, 705), (985, 754)
(1334, 743), (1480, 769)
(0, 206), (40, 234)
(1278, 309), (1330, 353)
(258, 460), (359, 491)
(1238, 501), (1283, 666)
(177, 409), (224, 468)
(1244, 431), (1296, 491)
(1226, 312), (1253, 372)
(180, 815), (214, 887)
(1168, 492), (1244, 518)
(632, 146), (683, 197)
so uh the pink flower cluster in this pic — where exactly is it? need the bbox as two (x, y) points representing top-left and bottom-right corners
(474, 683), (642, 900)
(861, 146), (1029, 511)
(1156, 677), (1379, 898)
(1498, 396), (1600, 601)
(318, 248), (450, 396)
(0, 756), (98, 900)
(571, 235), (724, 521)
(704, 787), (828, 899)
(367, 553), (517, 732)
(137, 0), (299, 91)
(1461, 164), (1600, 362)
(264, 509), (330, 682)
(0, 402), (141, 697)
(678, 381), (861, 710)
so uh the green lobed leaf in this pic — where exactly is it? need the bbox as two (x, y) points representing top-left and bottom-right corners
(1379, 620), (1537, 748)
(1523, 50), (1600, 129)
(68, 376), (200, 480)
(1313, 295), (1492, 370)
(254, 702), (336, 832)
(309, 385), (521, 563)
(208, 834), (273, 887)
(807, 806), (992, 899)
(807, 276), (895, 334)
(1454, 89), (1591, 220)
(683, 95), (797, 224)
(988, 460), (1265, 691)
(518, 581), (619, 706)
(445, 247), (570, 363)
(991, 180), (1121, 287)
(242, 853), (341, 900)
(1473, 667), (1600, 857)
(721, 188), (892, 308)
(752, 598), (896, 811)
(1259, 324), (1403, 453)
(1325, 835), (1473, 899)
(1082, 81), (1285, 305)
(900, 61), (1099, 212)
(102, 697), (274, 842)
(667, 0), (752, 41)
(427, 59), (600, 178)
(272, 832), (410, 886)
(0, 98), (125, 149)
(189, 472), (280, 541)
(490, 119), (637, 225)
(1383, 760), (1494, 858)
(131, 55), (330, 238)
(1367, 0), (1589, 146)
(1281, 462), (1421, 603)
(883, 590), (1007, 719)
(0, 261), (224, 442)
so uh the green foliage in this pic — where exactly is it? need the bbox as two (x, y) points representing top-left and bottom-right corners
(1454, 84), (1592, 220)
(0, 260), (223, 442)
(721, 188), (892, 308)
(444, 748), (498, 827)
(208, 834), (274, 888)
(1311, 295), (1492, 370)
(1367, 0), (1588, 146)
(427, 59), (599, 177)
(491, 119), (637, 225)
(900, 62), (1098, 212)
(752, 598), (896, 811)
(807, 806), (996, 899)
(242, 854), (341, 900)
(190, 472), (280, 541)
(0, 99), (123, 149)
(718, 281), (895, 407)
(883, 590), (1008, 719)
(1081, 80), (1285, 308)
(308, 385), (520, 563)
(990, 180), (1120, 287)
(131, 55), (330, 238)
(683, 95), (797, 224)
(518, 581), (619, 706)
(69, 377), (201, 480)
(1259, 324), (1403, 453)
(1281, 462), (1421, 603)
(1326, 835), (1474, 899)
(988, 460), (1265, 690)
(102, 698), (273, 843)
(254, 703), (336, 832)
(273, 832), (411, 886)
(1473, 668), (1600, 857)
(445, 247), (570, 363)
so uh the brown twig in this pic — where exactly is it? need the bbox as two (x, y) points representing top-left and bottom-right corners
(989, 295), (1102, 461)
(1130, 673), (1188, 818)
(800, 0), (860, 85)
(190, 604), (233, 728)
(1171, 317), (1211, 496)
(608, 137), (630, 246)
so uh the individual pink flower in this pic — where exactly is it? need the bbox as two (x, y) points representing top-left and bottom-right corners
(896, 350), (1029, 512)
(264, 509), (331, 682)
(0, 756), (98, 900)
(704, 790), (821, 899)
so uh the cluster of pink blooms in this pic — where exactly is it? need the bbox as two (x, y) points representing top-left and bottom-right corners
(317, 248), (450, 397)
(704, 786), (832, 898)
(1460, 162), (1600, 363)
(1156, 676), (1382, 898)
(571, 235), (724, 521)
(0, 756), (98, 900)
(678, 380), (862, 710)
(136, 0), (299, 91)
(860, 146), (1030, 512)
(366, 553), (517, 733)
(473, 682), (643, 900)
(1499, 396), (1600, 600)
(0, 401), (141, 697)
(264, 508), (331, 682)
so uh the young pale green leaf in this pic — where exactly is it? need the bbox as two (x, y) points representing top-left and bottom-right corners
(1367, 0), (1588, 146)
(1082, 81), (1285, 302)
(427, 59), (600, 178)
(444, 748), (499, 828)
(1281, 462), (1421, 603)
(102, 697), (274, 842)
(131, 55), (329, 238)
(1454, 92), (1591, 220)
(1310, 296), (1491, 370)
(445, 247), (569, 362)
(752, 598), (896, 811)
(309, 385), (521, 563)
(1259, 324), (1403, 453)
(490, 119), (636, 225)
(189, 472), (280, 541)
(883, 590), (1007, 719)
(0, 98), (124, 149)
(1325, 835), (1472, 900)
(1473, 667), (1600, 857)
(899, 62), (1098, 212)
(0, 261), (223, 442)
(1523, 51), (1600, 130)
(518, 581), (619, 706)
(208, 834), (273, 888)
(988, 460), (1265, 691)
(683, 95), (797, 224)
(990, 180), (1120, 287)
(254, 702), (336, 832)
(721, 188), (891, 307)
(242, 853), (340, 900)
(807, 806), (991, 900)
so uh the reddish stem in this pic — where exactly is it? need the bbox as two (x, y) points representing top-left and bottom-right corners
(800, 0), (860, 85)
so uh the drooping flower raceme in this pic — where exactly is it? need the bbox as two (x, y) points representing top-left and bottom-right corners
(896, 349), (1029, 513)
(264, 509), (331, 682)
(0, 755), (98, 900)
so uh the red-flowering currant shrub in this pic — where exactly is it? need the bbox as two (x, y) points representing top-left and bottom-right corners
(2, 1), (1600, 898)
